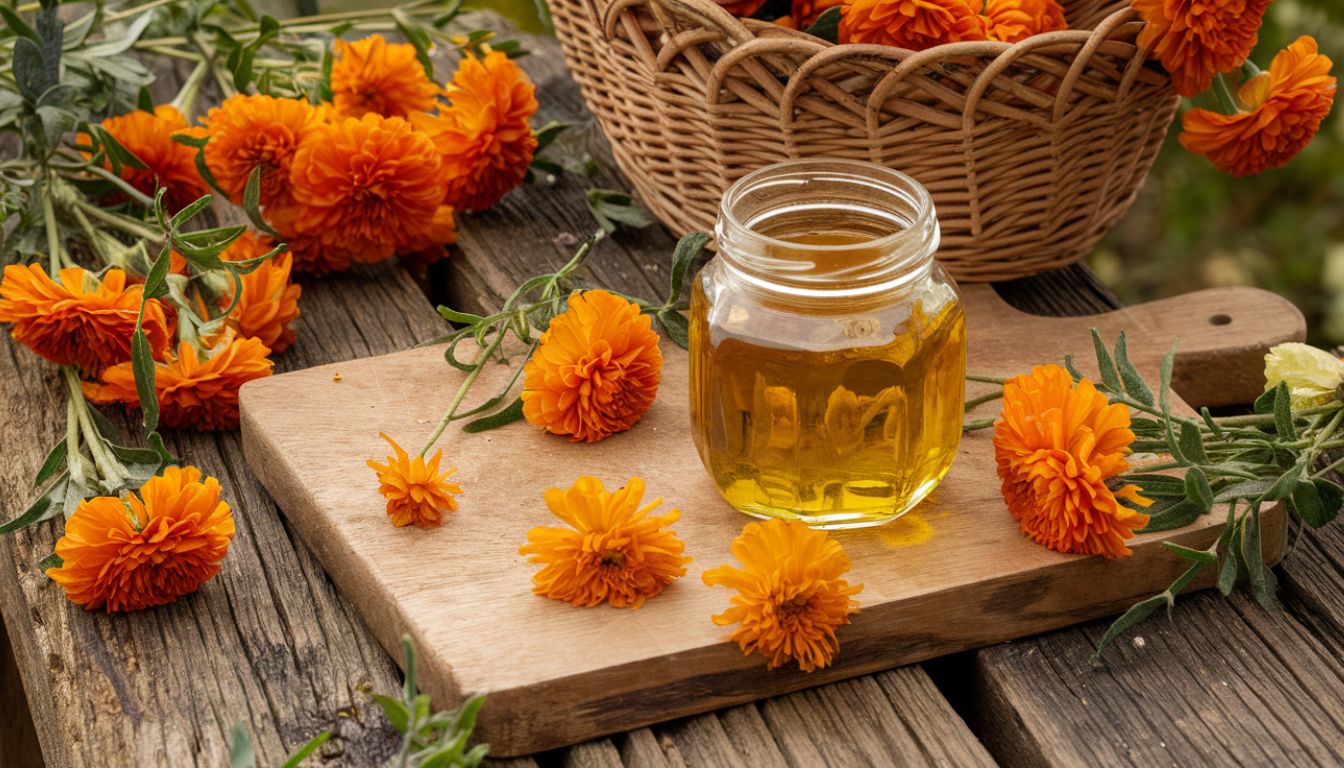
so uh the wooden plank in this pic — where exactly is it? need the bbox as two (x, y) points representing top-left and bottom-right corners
(0, 266), (514, 767)
(0, 620), (43, 768)
(960, 283), (1344, 767)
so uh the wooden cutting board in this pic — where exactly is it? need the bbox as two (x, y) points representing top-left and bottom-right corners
(239, 284), (1304, 756)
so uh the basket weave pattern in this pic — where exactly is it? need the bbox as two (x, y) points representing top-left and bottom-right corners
(549, 0), (1180, 281)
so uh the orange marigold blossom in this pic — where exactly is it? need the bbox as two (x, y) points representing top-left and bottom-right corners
(794, 0), (843, 27)
(47, 466), (235, 613)
(715, 0), (766, 15)
(702, 519), (863, 672)
(982, 0), (1066, 43)
(82, 105), (208, 212)
(0, 265), (171, 374)
(1132, 0), (1271, 98)
(85, 332), (274, 431)
(521, 289), (663, 443)
(197, 94), (327, 208)
(366, 433), (462, 529)
(993, 364), (1152, 559)
(1179, 36), (1336, 177)
(330, 34), (441, 118)
(839, 0), (988, 50)
(520, 476), (690, 608)
(219, 232), (302, 353)
(286, 113), (449, 260)
(414, 50), (538, 213)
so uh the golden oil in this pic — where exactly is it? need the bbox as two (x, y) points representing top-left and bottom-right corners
(690, 161), (965, 529)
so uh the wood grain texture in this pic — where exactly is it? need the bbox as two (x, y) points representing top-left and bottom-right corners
(0, 619), (43, 768)
(0, 267), (470, 767)
(238, 283), (1299, 756)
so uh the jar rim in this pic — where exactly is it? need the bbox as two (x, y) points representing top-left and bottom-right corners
(716, 159), (940, 296)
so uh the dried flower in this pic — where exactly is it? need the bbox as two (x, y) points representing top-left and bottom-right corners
(993, 364), (1151, 559)
(47, 466), (235, 612)
(702, 519), (862, 672)
(0, 265), (171, 374)
(1132, 0), (1271, 97)
(522, 289), (663, 443)
(197, 93), (327, 208)
(414, 50), (538, 213)
(366, 433), (462, 528)
(221, 232), (302, 353)
(1179, 36), (1336, 177)
(1263, 341), (1344, 410)
(520, 476), (689, 608)
(285, 113), (449, 260)
(330, 34), (441, 118)
(85, 105), (208, 212)
(85, 332), (274, 430)
(839, 0), (988, 50)
(982, 0), (1066, 43)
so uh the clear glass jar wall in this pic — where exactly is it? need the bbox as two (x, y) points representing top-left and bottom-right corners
(689, 160), (967, 529)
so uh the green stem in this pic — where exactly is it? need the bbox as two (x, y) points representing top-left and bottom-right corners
(966, 374), (1006, 385)
(171, 58), (211, 119)
(1213, 72), (1240, 113)
(64, 368), (129, 490)
(963, 418), (996, 431)
(106, 0), (179, 23)
(1312, 454), (1344, 480)
(41, 175), (64, 274)
(964, 389), (1004, 412)
(63, 379), (88, 488)
(73, 200), (163, 242)
(419, 333), (505, 458)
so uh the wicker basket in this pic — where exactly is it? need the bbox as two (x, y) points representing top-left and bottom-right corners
(548, 0), (1179, 281)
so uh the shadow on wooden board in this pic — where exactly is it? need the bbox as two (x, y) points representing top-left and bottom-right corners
(1, 619), (43, 768)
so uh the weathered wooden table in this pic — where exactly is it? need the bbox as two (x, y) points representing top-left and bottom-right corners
(4, 20), (1344, 768)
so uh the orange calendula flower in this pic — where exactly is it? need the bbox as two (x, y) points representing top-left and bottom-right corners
(793, 0), (843, 27)
(520, 476), (690, 608)
(366, 433), (462, 528)
(414, 50), (538, 213)
(716, 0), (767, 15)
(197, 93), (327, 208)
(330, 34), (441, 119)
(993, 364), (1152, 559)
(702, 519), (863, 672)
(219, 232), (302, 353)
(85, 332), (274, 430)
(0, 265), (171, 374)
(1179, 36), (1337, 177)
(522, 289), (664, 443)
(839, 0), (988, 50)
(85, 105), (208, 212)
(1132, 0), (1270, 97)
(982, 0), (1066, 43)
(287, 113), (449, 260)
(47, 466), (235, 613)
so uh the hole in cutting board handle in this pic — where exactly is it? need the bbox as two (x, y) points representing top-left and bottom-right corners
(1209, 313), (1232, 326)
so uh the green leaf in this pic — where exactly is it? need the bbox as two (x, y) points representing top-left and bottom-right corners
(1272, 382), (1296, 441)
(0, 473), (68, 534)
(13, 38), (48, 103)
(1089, 329), (1122, 393)
(1062, 354), (1084, 382)
(393, 9), (435, 80)
(802, 5), (841, 42)
(169, 193), (214, 230)
(437, 306), (487, 326)
(1178, 422), (1207, 464)
(1162, 541), (1217, 564)
(374, 694), (411, 734)
(533, 121), (569, 152)
(1199, 407), (1224, 439)
(137, 87), (155, 113)
(1113, 331), (1154, 406)
(0, 6), (40, 43)
(34, 438), (66, 486)
(142, 247), (172, 300)
(462, 398), (524, 433)
(39, 552), (62, 572)
(666, 231), (711, 308)
(1263, 465), (1302, 501)
(1241, 507), (1277, 609)
(1139, 498), (1202, 532)
(130, 328), (160, 431)
(1123, 473), (1187, 497)
(1253, 387), (1276, 414)
(1290, 479), (1342, 528)
(1217, 532), (1240, 595)
(1094, 561), (1204, 659)
(1184, 466), (1213, 513)
(229, 722), (256, 768)
(1157, 340), (1181, 462)
(279, 731), (331, 768)
(658, 308), (690, 350)
(1214, 478), (1273, 503)
(585, 188), (653, 233)
(76, 11), (153, 58)
(242, 165), (282, 237)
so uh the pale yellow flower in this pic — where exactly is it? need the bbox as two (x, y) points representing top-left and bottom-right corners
(1264, 342), (1344, 409)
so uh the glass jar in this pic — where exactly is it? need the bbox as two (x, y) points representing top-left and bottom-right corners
(689, 160), (966, 529)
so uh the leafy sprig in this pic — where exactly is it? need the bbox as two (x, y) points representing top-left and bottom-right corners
(415, 231), (710, 456)
(375, 636), (488, 768)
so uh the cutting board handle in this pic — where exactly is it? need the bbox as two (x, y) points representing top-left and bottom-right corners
(1091, 286), (1306, 408)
